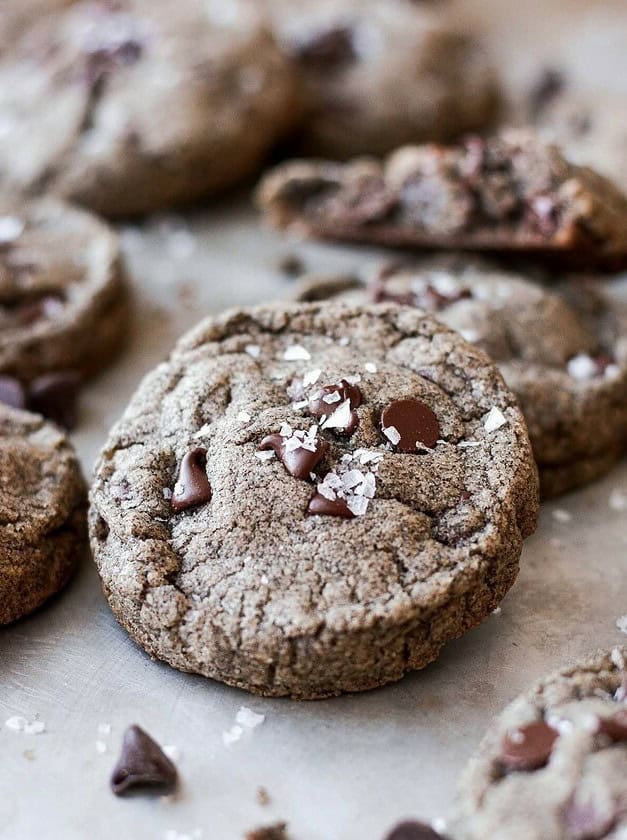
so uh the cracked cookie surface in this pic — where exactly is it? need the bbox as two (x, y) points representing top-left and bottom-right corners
(0, 196), (128, 385)
(90, 302), (538, 699)
(258, 130), (627, 271)
(294, 256), (627, 498)
(260, 0), (498, 158)
(454, 647), (627, 840)
(0, 404), (87, 624)
(0, 0), (297, 216)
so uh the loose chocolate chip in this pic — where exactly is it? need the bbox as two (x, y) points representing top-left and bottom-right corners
(258, 434), (329, 480)
(0, 375), (27, 410)
(381, 398), (440, 452)
(309, 379), (362, 435)
(598, 709), (627, 742)
(28, 371), (80, 430)
(501, 721), (559, 771)
(307, 493), (354, 519)
(383, 821), (448, 840)
(295, 26), (356, 72)
(110, 724), (177, 796)
(171, 448), (212, 511)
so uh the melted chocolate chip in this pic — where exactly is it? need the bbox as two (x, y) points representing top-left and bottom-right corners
(171, 448), (212, 511)
(309, 379), (362, 435)
(307, 493), (354, 518)
(501, 721), (559, 771)
(259, 434), (329, 480)
(28, 371), (80, 430)
(384, 821), (448, 840)
(370, 278), (472, 313)
(598, 709), (627, 742)
(110, 725), (177, 796)
(0, 375), (27, 410)
(381, 398), (440, 452)
(295, 26), (356, 72)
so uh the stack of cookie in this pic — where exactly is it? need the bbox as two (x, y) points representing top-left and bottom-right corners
(1, 1), (626, 837)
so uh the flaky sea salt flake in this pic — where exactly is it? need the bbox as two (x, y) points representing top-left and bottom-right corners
(382, 425), (401, 446)
(484, 406), (507, 433)
(283, 345), (311, 361)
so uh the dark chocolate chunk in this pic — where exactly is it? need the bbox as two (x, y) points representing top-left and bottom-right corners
(28, 371), (80, 430)
(500, 721), (559, 771)
(110, 724), (177, 796)
(294, 26), (356, 72)
(383, 820), (448, 840)
(0, 375), (27, 410)
(381, 398), (440, 452)
(598, 709), (627, 742)
(171, 447), (212, 511)
(258, 433), (329, 480)
(309, 379), (362, 435)
(307, 493), (354, 518)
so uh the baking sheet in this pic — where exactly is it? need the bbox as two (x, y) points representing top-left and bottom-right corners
(1, 2), (627, 838)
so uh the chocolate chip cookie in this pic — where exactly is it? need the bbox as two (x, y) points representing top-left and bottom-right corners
(0, 404), (86, 624)
(261, 0), (498, 158)
(529, 78), (627, 195)
(258, 130), (627, 271)
(0, 196), (128, 423)
(0, 0), (297, 216)
(90, 302), (538, 699)
(454, 646), (627, 840)
(293, 256), (627, 497)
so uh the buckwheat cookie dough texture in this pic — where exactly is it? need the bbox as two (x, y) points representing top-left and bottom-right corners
(454, 647), (627, 840)
(260, 0), (498, 158)
(0, 0), (298, 216)
(0, 405), (87, 624)
(0, 196), (128, 389)
(258, 130), (627, 271)
(293, 257), (627, 498)
(90, 302), (538, 699)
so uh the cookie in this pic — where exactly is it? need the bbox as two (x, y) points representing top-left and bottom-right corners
(0, 197), (128, 421)
(258, 130), (627, 271)
(90, 302), (538, 699)
(0, 404), (86, 624)
(0, 0), (73, 50)
(0, 0), (297, 217)
(528, 76), (627, 195)
(261, 0), (498, 158)
(454, 646), (627, 840)
(293, 257), (627, 498)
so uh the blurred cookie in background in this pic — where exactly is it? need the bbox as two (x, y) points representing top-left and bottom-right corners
(0, 0), (299, 216)
(0, 0), (74, 51)
(0, 196), (129, 427)
(293, 256), (627, 497)
(524, 70), (627, 194)
(0, 404), (86, 625)
(258, 130), (627, 271)
(261, 0), (498, 158)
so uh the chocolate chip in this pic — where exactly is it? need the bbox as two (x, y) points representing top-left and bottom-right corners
(171, 448), (212, 511)
(0, 375), (27, 410)
(307, 493), (354, 519)
(259, 434), (329, 480)
(295, 26), (356, 72)
(501, 721), (559, 771)
(383, 821), (448, 840)
(598, 709), (627, 742)
(309, 379), (362, 435)
(110, 724), (177, 796)
(28, 371), (80, 430)
(381, 398), (440, 452)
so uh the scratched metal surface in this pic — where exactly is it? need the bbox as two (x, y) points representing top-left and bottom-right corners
(1, 2), (627, 838)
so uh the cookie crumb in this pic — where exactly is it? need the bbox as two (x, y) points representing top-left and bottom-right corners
(256, 787), (271, 806)
(276, 253), (305, 277)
